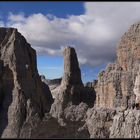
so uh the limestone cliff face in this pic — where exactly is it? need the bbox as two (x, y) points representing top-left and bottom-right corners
(96, 23), (140, 109)
(0, 28), (53, 138)
(86, 22), (140, 138)
(117, 23), (140, 71)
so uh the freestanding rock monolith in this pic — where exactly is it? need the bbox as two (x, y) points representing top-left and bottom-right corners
(50, 46), (95, 123)
(61, 47), (83, 86)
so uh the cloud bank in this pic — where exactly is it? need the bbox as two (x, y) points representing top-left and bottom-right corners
(3, 2), (140, 67)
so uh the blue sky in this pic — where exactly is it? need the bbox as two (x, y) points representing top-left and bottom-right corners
(1, 2), (140, 83)
(0, 2), (94, 82)
(0, 1), (104, 83)
(0, 2), (84, 18)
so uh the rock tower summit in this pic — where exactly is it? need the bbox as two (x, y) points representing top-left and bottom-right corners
(61, 46), (83, 86)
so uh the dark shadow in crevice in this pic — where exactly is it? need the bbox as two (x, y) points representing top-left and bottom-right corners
(0, 64), (14, 137)
(80, 86), (96, 108)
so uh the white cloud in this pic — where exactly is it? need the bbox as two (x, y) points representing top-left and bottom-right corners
(5, 2), (140, 67)
(8, 12), (25, 22)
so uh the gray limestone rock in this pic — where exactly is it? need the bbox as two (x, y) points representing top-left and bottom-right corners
(50, 46), (95, 138)
(96, 22), (140, 109)
(50, 47), (96, 120)
(86, 108), (116, 138)
(110, 109), (140, 138)
(0, 28), (53, 138)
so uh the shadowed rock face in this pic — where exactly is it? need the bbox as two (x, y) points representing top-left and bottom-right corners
(134, 64), (140, 108)
(0, 28), (53, 138)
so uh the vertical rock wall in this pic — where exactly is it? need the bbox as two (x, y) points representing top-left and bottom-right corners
(96, 23), (140, 109)
(0, 28), (53, 138)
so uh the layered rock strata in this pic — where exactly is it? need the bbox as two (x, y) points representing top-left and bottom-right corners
(96, 22), (140, 109)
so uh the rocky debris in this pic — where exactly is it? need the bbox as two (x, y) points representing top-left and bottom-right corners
(20, 113), (64, 138)
(110, 109), (140, 138)
(86, 108), (140, 138)
(133, 64), (140, 108)
(0, 28), (53, 138)
(86, 108), (116, 138)
(95, 22), (140, 109)
(20, 103), (90, 139)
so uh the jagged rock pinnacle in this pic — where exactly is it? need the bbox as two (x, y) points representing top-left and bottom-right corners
(61, 46), (83, 86)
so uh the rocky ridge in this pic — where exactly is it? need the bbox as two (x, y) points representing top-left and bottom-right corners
(1, 22), (140, 138)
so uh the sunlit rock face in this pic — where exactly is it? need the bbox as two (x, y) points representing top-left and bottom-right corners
(96, 22), (140, 109)
(86, 22), (140, 138)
